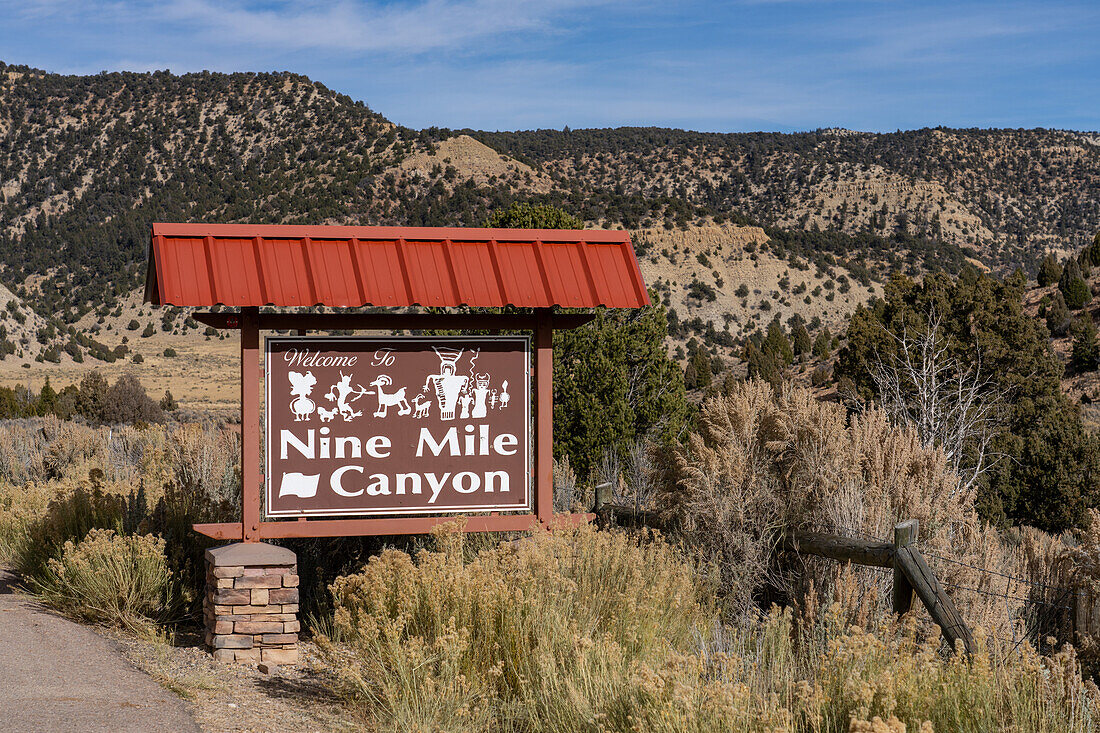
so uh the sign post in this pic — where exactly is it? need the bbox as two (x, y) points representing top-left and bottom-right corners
(146, 223), (650, 665)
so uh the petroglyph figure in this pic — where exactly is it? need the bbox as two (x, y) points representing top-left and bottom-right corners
(471, 373), (491, 419)
(370, 375), (411, 418)
(425, 347), (469, 420)
(499, 380), (510, 408)
(413, 392), (431, 419)
(288, 371), (317, 421)
(317, 406), (337, 422)
(328, 372), (370, 421)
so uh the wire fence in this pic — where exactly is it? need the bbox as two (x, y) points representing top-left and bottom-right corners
(818, 527), (1080, 655)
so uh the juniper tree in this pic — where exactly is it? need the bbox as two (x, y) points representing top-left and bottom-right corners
(837, 268), (1100, 531)
(1072, 315), (1099, 374)
(1059, 258), (1091, 310)
(1037, 253), (1062, 287)
(487, 203), (687, 479)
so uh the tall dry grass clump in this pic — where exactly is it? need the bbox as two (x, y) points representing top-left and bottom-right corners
(0, 418), (239, 623)
(320, 522), (714, 732)
(659, 380), (1035, 636)
(32, 528), (177, 632)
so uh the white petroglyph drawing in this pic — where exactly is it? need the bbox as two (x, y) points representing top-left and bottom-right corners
(412, 392), (431, 419)
(288, 371), (317, 421)
(425, 347), (469, 421)
(471, 373), (490, 418)
(370, 375), (412, 418)
(417, 345), (515, 421)
(279, 471), (320, 498)
(326, 372), (371, 422)
(317, 406), (337, 422)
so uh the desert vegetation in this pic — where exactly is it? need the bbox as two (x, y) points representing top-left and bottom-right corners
(3, 377), (1100, 730)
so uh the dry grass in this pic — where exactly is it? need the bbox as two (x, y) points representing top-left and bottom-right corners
(0, 418), (239, 620)
(318, 521), (1100, 732)
(32, 528), (177, 631)
(659, 380), (1072, 642)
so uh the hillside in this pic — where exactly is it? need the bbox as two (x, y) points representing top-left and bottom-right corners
(472, 127), (1100, 267)
(0, 62), (1098, 406)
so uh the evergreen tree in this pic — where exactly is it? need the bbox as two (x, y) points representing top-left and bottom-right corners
(684, 344), (712, 389)
(37, 377), (57, 416)
(1083, 232), (1100, 269)
(812, 329), (832, 359)
(1072, 315), (1099, 374)
(764, 316), (794, 365)
(745, 342), (782, 388)
(1037, 252), (1062, 287)
(554, 304), (687, 478)
(836, 268), (1100, 532)
(76, 371), (109, 421)
(792, 321), (812, 359)
(1059, 257), (1092, 310)
(1046, 291), (1070, 336)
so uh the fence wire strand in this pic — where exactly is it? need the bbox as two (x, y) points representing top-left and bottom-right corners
(808, 528), (1079, 655)
(920, 547), (1072, 595)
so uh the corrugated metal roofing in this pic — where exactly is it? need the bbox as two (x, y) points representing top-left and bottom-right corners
(145, 223), (649, 309)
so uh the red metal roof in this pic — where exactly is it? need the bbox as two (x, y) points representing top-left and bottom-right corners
(145, 223), (649, 309)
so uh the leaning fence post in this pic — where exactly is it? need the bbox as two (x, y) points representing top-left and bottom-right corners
(1074, 587), (1089, 647)
(893, 519), (918, 615)
(593, 481), (613, 515)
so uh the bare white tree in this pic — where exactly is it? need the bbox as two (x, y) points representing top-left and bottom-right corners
(870, 311), (1003, 496)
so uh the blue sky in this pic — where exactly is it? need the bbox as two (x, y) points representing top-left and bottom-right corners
(2, 0), (1098, 132)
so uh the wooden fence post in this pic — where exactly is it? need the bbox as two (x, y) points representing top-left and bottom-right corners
(594, 481), (613, 514)
(893, 519), (918, 615)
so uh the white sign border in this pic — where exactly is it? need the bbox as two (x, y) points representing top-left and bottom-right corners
(264, 335), (532, 519)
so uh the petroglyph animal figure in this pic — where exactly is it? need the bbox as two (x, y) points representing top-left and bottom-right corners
(317, 406), (337, 422)
(288, 371), (317, 421)
(370, 375), (412, 417)
(499, 380), (510, 408)
(413, 393), (431, 419)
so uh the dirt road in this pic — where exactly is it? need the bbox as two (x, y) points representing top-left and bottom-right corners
(0, 568), (200, 733)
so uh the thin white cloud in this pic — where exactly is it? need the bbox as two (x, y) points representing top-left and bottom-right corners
(27, 0), (616, 56)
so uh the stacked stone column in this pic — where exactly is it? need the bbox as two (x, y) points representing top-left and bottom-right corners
(204, 542), (300, 665)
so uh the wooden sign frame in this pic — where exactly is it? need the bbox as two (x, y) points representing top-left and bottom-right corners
(192, 308), (593, 540)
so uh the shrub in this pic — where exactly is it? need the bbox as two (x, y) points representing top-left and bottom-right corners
(321, 523), (712, 731)
(658, 380), (1018, 634)
(319, 521), (1100, 732)
(101, 373), (163, 424)
(33, 529), (175, 631)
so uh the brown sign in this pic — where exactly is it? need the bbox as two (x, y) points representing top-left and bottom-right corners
(265, 336), (531, 518)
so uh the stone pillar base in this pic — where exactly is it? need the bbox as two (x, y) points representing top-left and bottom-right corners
(203, 542), (300, 665)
